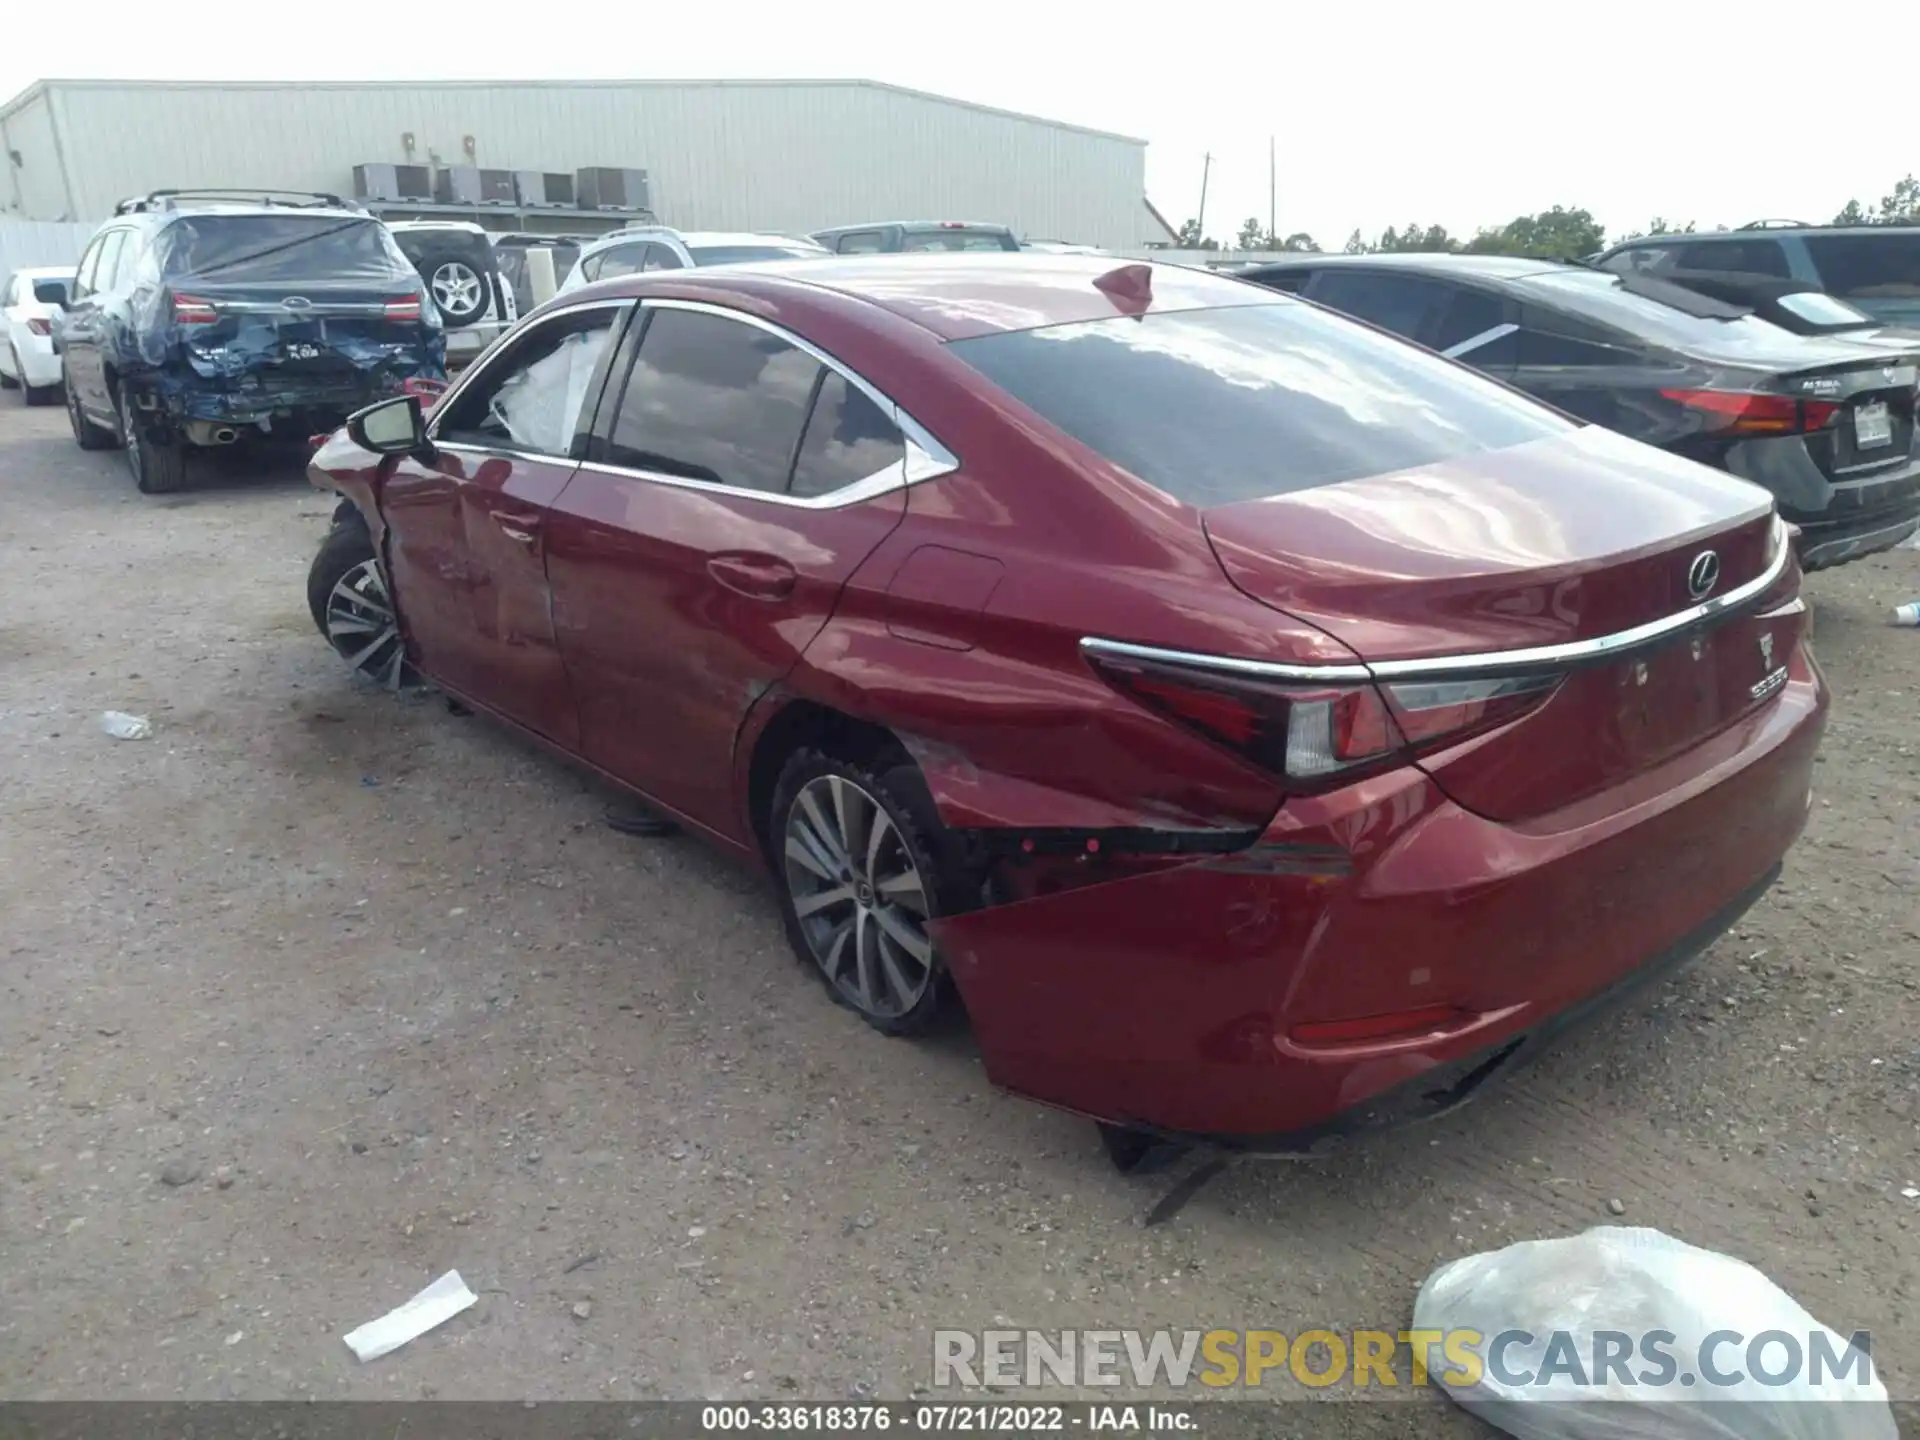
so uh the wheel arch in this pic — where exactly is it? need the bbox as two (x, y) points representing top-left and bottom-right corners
(741, 695), (905, 865)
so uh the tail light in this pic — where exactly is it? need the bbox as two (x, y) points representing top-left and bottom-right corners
(1086, 651), (1559, 791)
(1661, 388), (1839, 435)
(384, 297), (423, 321)
(171, 293), (218, 325)
(25, 317), (52, 337)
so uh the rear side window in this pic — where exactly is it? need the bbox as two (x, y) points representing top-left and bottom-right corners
(1308, 270), (1447, 339)
(948, 302), (1569, 506)
(834, 231), (887, 254)
(1432, 286), (1513, 361)
(156, 216), (408, 282)
(684, 244), (822, 265)
(789, 372), (904, 498)
(1675, 239), (1791, 278)
(603, 307), (821, 493)
(1517, 307), (1639, 367)
(1804, 234), (1920, 299)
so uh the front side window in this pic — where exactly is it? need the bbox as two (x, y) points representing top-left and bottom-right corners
(72, 238), (105, 300)
(603, 307), (822, 493)
(949, 301), (1568, 507)
(1308, 271), (1447, 341)
(434, 305), (619, 454)
(91, 232), (129, 295)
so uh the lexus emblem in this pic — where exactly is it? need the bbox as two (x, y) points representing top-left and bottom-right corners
(1687, 550), (1721, 600)
(1759, 633), (1774, 667)
(281, 296), (313, 310)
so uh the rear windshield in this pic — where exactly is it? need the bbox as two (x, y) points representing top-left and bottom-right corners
(157, 216), (412, 282)
(1804, 233), (1920, 299)
(685, 244), (824, 266)
(1509, 270), (1807, 358)
(902, 230), (1018, 252)
(948, 301), (1569, 505)
(1776, 290), (1873, 327)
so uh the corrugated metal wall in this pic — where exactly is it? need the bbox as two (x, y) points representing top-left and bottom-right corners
(8, 81), (1147, 247)
(0, 220), (91, 281)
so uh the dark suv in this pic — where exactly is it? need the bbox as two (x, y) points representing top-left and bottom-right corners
(57, 190), (445, 493)
(1236, 253), (1920, 569)
(1593, 225), (1920, 329)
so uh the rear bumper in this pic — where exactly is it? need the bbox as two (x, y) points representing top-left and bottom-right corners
(1796, 503), (1920, 570)
(930, 648), (1827, 1142)
(11, 334), (61, 387)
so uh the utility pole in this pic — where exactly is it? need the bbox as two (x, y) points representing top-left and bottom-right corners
(1196, 152), (1211, 247)
(1268, 136), (1276, 247)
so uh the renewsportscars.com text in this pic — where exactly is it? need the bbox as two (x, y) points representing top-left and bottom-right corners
(932, 1328), (1875, 1392)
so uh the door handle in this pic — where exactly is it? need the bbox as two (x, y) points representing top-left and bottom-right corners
(489, 511), (538, 545)
(707, 552), (797, 601)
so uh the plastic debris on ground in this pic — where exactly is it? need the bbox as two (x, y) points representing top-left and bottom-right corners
(98, 711), (153, 741)
(1412, 1226), (1894, 1440)
(1892, 601), (1920, 627)
(342, 1269), (477, 1362)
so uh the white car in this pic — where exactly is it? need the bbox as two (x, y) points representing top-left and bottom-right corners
(1, 265), (75, 405)
(556, 227), (828, 294)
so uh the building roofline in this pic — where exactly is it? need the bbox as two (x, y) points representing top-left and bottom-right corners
(0, 77), (1146, 145)
(1141, 196), (1180, 243)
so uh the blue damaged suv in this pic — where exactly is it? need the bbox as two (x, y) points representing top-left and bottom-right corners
(57, 189), (445, 494)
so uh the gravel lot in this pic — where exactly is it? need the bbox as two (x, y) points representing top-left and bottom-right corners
(2, 401), (1916, 1421)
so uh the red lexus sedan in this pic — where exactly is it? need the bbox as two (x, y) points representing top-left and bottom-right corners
(305, 254), (1827, 1157)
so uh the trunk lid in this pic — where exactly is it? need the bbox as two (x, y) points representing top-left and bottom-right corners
(1203, 426), (1797, 821)
(170, 280), (432, 384)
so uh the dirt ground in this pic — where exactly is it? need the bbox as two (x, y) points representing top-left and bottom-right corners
(2, 401), (1916, 1423)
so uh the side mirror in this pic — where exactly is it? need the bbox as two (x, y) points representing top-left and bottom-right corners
(347, 395), (429, 456)
(32, 280), (69, 307)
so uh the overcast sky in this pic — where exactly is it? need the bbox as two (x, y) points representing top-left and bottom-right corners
(5, 1), (1909, 246)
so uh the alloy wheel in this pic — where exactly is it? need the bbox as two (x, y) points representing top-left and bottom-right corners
(430, 262), (484, 320)
(783, 775), (935, 1020)
(325, 557), (407, 689)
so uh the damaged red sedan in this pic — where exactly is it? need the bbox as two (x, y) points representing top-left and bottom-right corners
(306, 254), (1827, 1157)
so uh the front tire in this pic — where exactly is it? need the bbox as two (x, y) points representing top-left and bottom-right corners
(119, 382), (186, 494)
(770, 750), (960, 1037)
(66, 371), (116, 450)
(307, 519), (414, 689)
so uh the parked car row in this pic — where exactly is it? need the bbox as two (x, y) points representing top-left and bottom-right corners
(303, 251), (1827, 1163)
(1234, 250), (1920, 569)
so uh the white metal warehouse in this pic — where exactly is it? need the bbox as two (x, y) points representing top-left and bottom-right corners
(0, 78), (1159, 248)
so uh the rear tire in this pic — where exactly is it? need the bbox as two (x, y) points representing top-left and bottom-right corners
(65, 371), (116, 450)
(769, 748), (965, 1037)
(308, 518), (415, 689)
(119, 381), (186, 494)
(24, 379), (57, 407)
(0, 351), (18, 390)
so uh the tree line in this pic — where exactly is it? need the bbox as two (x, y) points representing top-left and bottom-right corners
(1173, 174), (1920, 258)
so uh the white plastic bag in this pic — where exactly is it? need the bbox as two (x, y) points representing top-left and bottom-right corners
(1412, 1227), (1893, 1440)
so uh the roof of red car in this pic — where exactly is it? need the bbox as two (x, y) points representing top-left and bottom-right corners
(582, 253), (1281, 341)
(772, 254), (1277, 340)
